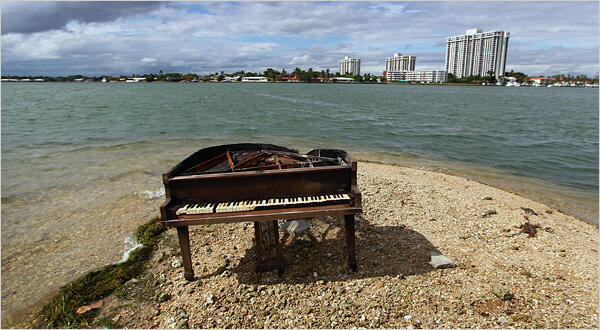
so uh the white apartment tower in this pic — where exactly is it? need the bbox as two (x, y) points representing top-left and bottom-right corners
(385, 53), (416, 72)
(338, 56), (361, 76)
(445, 28), (510, 79)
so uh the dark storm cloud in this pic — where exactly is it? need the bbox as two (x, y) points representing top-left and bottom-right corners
(1, 1), (165, 34)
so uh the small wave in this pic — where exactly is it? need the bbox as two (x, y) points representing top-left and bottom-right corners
(255, 92), (341, 108)
(135, 187), (165, 200)
(119, 236), (143, 263)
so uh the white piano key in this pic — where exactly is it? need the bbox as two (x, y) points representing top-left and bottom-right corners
(176, 204), (188, 215)
(186, 204), (195, 214)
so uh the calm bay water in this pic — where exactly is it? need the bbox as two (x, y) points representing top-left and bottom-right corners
(1, 82), (598, 326)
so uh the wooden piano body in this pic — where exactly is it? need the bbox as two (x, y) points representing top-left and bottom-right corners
(160, 143), (362, 280)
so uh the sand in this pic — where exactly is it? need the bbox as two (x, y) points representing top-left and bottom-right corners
(86, 162), (599, 328)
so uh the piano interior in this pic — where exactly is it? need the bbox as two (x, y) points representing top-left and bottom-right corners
(182, 149), (346, 175)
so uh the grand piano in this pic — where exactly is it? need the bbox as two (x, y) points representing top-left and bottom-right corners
(160, 143), (362, 280)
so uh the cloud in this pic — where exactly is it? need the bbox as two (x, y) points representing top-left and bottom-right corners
(291, 55), (311, 66)
(1, 1), (165, 34)
(336, 42), (353, 50)
(1, 1), (598, 76)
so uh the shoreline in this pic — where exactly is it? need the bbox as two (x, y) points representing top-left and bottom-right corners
(3, 80), (599, 88)
(359, 159), (598, 226)
(28, 161), (598, 328)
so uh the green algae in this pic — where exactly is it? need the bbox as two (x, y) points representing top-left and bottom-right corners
(40, 218), (165, 328)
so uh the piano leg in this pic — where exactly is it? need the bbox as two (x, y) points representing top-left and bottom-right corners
(253, 220), (285, 274)
(253, 221), (264, 272)
(272, 219), (284, 275)
(176, 226), (195, 281)
(344, 215), (357, 270)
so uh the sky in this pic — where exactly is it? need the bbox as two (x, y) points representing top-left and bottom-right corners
(1, 1), (598, 77)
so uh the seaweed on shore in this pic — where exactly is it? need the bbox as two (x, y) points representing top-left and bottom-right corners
(40, 218), (165, 328)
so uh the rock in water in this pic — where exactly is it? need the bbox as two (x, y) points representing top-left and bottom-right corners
(281, 220), (311, 235)
(429, 250), (456, 269)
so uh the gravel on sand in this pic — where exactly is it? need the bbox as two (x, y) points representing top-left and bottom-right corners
(96, 162), (599, 329)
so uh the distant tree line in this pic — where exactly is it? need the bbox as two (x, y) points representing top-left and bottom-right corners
(550, 73), (598, 84)
(1, 67), (387, 83)
(447, 70), (499, 84)
(4, 70), (597, 84)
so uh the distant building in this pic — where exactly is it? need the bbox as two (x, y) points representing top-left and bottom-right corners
(386, 70), (447, 83)
(385, 53), (416, 72)
(241, 76), (269, 82)
(331, 77), (355, 83)
(278, 74), (300, 82)
(445, 28), (510, 79)
(529, 76), (554, 86)
(338, 56), (360, 76)
(125, 77), (146, 83)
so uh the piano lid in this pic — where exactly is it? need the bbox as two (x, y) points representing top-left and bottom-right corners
(169, 143), (349, 176)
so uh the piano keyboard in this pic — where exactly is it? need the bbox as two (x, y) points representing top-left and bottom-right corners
(176, 194), (351, 215)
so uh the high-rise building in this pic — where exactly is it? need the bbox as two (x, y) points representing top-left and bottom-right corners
(445, 28), (510, 79)
(338, 56), (360, 76)
(385, 53), (416, 72)
(386, 70), (447, 83)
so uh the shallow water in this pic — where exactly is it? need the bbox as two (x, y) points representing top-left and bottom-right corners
(1, 82), (598, 327)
